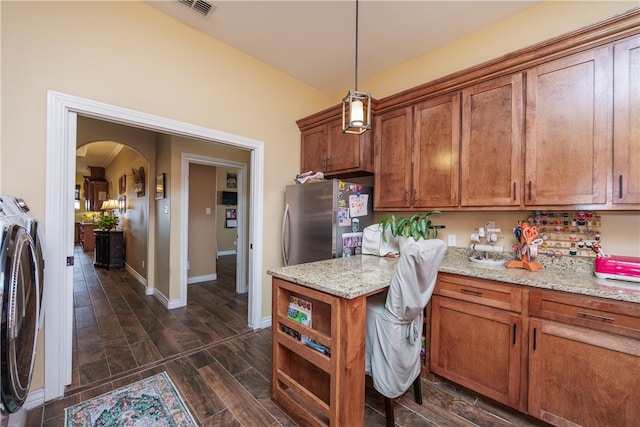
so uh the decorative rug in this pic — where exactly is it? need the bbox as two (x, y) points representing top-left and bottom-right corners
(65, 372), (197, 427)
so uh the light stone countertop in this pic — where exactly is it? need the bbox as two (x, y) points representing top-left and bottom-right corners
(268, 255), (399, 299)
(267, 247), (640, 304)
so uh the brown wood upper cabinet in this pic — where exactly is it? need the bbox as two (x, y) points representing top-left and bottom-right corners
(374, 107), (412, 209)
(524, 48), (610, 205)
(461, 74), (523, 207)
(299, 110), (373, 177)
(613, 35), (640, 204)
(302, 11), (640, 210)
(374, 93), (460, 210)
(83, 178), (108, 212)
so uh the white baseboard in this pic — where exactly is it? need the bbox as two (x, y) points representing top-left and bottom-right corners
(258, 315), (272, 330)
(187, 273), (216, 284)
(125, 263), (147, 286)
(24, 387), (45, 410)
(149, 288), (182, 309)
(125, 263), (152, 295)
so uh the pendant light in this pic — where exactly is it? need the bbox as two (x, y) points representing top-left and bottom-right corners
(342, 0), (371, 134)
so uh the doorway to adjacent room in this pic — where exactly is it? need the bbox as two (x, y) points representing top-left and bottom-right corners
(44, 90), (265, 401)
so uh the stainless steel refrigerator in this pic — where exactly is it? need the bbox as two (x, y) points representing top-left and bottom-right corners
(281, 179), (374, 266)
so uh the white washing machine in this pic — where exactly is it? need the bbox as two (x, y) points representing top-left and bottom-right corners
(0, 195), (45, 421)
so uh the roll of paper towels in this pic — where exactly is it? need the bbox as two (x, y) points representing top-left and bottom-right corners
(470, 244), (504, 253)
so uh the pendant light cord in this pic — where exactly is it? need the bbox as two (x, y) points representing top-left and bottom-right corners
(354, 0), (359, 91)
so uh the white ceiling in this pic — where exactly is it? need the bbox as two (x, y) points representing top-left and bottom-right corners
(76, 141), (124, 176)
(146, 0), (541, 94)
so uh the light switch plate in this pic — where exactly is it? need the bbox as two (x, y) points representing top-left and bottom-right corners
(448, 234), (456, 247)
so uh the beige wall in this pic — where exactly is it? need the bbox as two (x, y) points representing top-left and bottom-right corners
(154, 135), (172, 298)
(373, 210), (640, 258)
(105, 147), (149, 280)
(188, 163), (217, 279)
(165, 136), (251, 300)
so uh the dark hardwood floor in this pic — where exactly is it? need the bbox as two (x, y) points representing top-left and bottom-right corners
(26, 248), (547, 426)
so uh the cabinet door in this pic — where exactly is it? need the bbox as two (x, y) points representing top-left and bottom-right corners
(430, 296), (522, 409)
(412, 93), (460, 208)
(374, 107), (413, 209)
(613, 35), (640, 204)
(300, 125), (326, 173)
(525, 48), (610, 205)
(326, 120), (363, 173)
(529, 319), (640, 427)
(461, 74), (523, 206)
(87, 180), (108, 212)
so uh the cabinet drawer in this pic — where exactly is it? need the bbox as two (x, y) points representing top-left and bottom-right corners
(435, 273), (522, 312)
(529, 290), (640, 339)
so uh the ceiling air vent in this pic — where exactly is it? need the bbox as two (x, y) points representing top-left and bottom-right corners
(178, 0), (215, 17)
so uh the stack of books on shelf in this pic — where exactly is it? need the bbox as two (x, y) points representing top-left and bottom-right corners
(282, 296), (330, 356)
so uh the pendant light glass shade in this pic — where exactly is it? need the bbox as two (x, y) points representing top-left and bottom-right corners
(342, 90), (371, 134)
(342, 0), (371, 135)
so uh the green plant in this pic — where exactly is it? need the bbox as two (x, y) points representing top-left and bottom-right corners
(379, 211), (441, 242)
(97, 214), (119, 231)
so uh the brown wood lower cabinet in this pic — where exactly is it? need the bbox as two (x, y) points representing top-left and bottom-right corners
(79, 223), (98, 252)
(528, 319), (640, 427)
(528, 290), (640, 427)
(428, 273), (640, 427)
(429, 274), (523, 411)
(431, 296), (523, 409)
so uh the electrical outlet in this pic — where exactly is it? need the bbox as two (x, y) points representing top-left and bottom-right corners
(187, 261), (191, 270)
(141, 260), (144, 269)
(447, 234), (456, 247)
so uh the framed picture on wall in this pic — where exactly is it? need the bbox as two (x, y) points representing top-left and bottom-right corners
(226, 208), (237, 228)
(226, 173), (237, 189)
(155, 173), (165, 200)
(118, 174), (126, 195)
(133, 166), (145, 197)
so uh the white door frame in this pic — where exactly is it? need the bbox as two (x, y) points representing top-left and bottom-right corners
(181, 153), (248, 299)
(45, 90), (264, 401)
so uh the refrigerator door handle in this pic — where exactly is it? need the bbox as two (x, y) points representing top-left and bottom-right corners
(281, 203), (290, 265)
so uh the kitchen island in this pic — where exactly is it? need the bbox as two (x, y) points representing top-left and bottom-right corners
(268, 248), (639, 427)
(268, 255), (397, 427)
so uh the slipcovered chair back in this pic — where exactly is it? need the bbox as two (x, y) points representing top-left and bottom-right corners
(365, 238), (447, 400)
